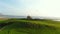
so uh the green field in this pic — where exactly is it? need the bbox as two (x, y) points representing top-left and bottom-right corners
(0, 19), (60, 34)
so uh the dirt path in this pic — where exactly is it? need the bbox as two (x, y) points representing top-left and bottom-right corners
(0, 27), (6, 31)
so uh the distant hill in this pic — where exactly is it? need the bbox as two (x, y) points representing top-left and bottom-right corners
(0, 15), (26, 18)
(0, 13), (60, 21)
(0, 13), (26, 18)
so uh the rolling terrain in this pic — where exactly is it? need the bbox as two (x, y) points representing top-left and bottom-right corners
(0, 19), (60, 34)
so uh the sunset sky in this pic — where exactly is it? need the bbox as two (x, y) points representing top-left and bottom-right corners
(0, 0), (60, 17)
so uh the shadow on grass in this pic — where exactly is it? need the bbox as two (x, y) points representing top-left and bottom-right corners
(6, 21), (57, 30)
(0, 20), (58, 34)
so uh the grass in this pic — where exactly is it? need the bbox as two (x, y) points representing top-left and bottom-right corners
(0, 19), (60, 34)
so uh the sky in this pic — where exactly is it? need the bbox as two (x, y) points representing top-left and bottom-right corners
(0, 0), (60, 17)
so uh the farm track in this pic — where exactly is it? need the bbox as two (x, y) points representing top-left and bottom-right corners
(0, 21), (13, 31)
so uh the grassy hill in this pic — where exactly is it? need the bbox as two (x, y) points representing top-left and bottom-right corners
(0, 19), (60, 34)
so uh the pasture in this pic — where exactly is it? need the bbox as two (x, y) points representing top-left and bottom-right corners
(0, 19), (60, 34)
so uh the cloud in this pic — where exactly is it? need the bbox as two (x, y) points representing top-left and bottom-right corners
(21, 0), (60, 17)
(0, 0), (60, 17)
(0, 1), (27, 16)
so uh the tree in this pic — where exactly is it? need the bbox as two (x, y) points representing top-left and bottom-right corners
(27, 15), (32, 20)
